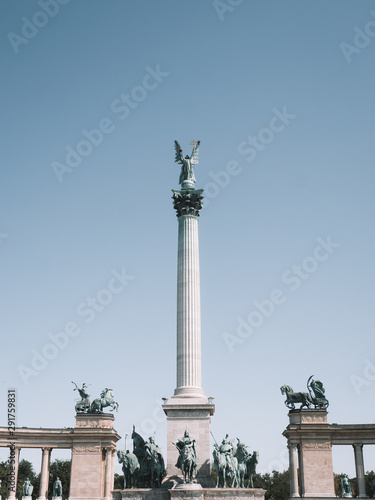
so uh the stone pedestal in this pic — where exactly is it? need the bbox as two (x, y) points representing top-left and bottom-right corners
(113, 488), (266, 500)
(69, 413), (120, 500)
(163, 400), (215, 488)
(284, 410), (335, 499)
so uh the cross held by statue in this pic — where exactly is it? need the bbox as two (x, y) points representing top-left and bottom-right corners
(189, 140), (198, 146)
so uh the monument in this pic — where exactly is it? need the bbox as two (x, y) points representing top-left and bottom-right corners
(162, 140), (215, 487)
(282, 377), (373, 499)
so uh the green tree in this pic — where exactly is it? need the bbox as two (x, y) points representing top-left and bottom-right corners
(48, 460), (71, 500)
(0, 461), (10, 499)
(113, 473), (124, 490)
(253, 470), (289, 500)
(365, 470), (375, 498)
(16, 459), (39, 500)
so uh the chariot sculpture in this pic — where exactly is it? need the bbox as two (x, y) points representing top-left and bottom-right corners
(280, 375), (329, 410)
(72, 382), (119, 413)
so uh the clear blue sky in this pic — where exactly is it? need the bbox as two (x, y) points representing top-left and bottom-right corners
(1, 0), (375, 478)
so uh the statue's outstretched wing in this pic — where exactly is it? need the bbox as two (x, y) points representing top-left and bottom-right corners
(190, 140), (200, 165)
(174, 140), (184, 164)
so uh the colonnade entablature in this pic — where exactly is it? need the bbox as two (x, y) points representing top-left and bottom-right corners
(0, 413), (121, 500)
(283, 409), (375, 499)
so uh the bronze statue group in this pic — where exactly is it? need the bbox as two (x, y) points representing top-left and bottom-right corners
(117, 427), (258, 489)
(212, 435), (258, 488)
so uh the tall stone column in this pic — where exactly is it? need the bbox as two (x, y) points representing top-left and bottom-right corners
(175, 191), (203, 397)
(38, 448), (51, 500)
(353, 444), (367, 498)
(163, 187), (215, 487)
(288, 443), (300, 497)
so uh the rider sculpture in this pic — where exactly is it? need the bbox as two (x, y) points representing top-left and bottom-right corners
(119, 426), (165, 488)
(212, 435), (239, 488)
(173, 429), (198, 484)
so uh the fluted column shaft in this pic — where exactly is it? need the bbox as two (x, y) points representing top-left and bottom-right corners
(289, 443), (300, 497)
(176, 214), (203, 395)
(103, 447), (114, 500)
(353, 444), (367, 498)
(38, 448), (51, 500)
(172, 188), (204, 398)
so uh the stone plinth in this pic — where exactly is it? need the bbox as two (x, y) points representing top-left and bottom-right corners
(69, 413), (120, 500)
(162, 401), (215, 488)
(113, 488), (266, 500)
(283, 410), (335, 498)
(113, 490), (169, 500)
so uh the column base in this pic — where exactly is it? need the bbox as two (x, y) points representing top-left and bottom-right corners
(174, 386), (205, 398)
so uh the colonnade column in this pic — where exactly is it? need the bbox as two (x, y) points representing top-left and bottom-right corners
(103, 447), (114, 500)
(289, 443), (300, 497)
(38, 448), (51, 500)
(353, 444), (367, 498)
(8, 446), (20, 500)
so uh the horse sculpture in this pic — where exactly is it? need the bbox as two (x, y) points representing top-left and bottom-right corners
(213, 443), (239, 488)
(235, 440), (249, 488)
(180, 445), (196, 484)
(247, 451), (259, 488)
(90, 388), (119, 413)
(213, 445), (227, 488)
(144, 439), (165, 488)
(117, 450), (140, 488)
(226, 455), (239, 488)
(280, 385), (312, 410)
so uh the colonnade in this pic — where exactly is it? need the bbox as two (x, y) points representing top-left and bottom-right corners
(283, 410), (375, 499)
(288, 442), (368, 498)
(5, 444), (116, 500)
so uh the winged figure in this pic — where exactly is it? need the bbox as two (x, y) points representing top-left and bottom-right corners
(174, 140), (200, 187)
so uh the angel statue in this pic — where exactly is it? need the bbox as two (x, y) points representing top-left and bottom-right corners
(174, 140), (200, 189)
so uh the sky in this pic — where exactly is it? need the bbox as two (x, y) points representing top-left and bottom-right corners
(1, 0), (375, 481)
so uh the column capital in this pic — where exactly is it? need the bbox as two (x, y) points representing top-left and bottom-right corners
(288, 442), (298, 449)
(172, 189), (204, 217)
